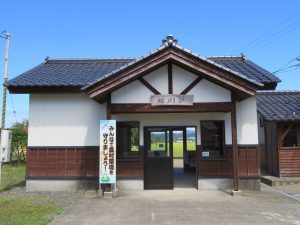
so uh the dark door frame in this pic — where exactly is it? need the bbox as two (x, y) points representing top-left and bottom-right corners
(144, 126), (197, 190)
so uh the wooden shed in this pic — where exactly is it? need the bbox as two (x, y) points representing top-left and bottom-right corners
(257, 91), (300, 177)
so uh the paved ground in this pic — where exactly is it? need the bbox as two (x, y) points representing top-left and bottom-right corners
(50, 183), (300, 225)
(271, 184), (300, 202)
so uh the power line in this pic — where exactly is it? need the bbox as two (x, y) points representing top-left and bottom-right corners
(231, 12), (300, 55)
(274, 67), (300, 74)
(273, 57), (298, 73)
(246, 21), (300, 55)
(9, 93), (17, 124)
(273, 63), (300, 74)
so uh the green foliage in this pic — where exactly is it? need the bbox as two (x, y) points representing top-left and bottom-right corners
(11, 127), (27, 150)
(10, 120), (28, 163)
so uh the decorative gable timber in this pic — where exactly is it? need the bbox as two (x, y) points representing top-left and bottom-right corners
(83, 45), (261, 102)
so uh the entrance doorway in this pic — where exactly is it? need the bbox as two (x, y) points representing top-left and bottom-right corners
(144, 127), (197, 190)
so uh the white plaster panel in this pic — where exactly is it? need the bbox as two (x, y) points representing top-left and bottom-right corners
(28, 94), (106, 146)
(172, 65), (198, 94)
(113, 113), (232, 146)
(143, 65), (168, 94)
(236, 96), (259, 144)
(187, 79), (231, 102)
(111, 80), (153, 103)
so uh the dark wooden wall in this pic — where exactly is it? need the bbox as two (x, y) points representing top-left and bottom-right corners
(277, 122), (300, 177)
(26, 147), (99, 178)
(27, 146), (259, 179)
(26, 146), (144, 178)
(197, 146), (260, 177)
(279, 148), (300, 176)
(265, 122), (279, 176)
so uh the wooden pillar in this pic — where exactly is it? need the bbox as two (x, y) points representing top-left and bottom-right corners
(231, 92), (240, 191)
(106, 93), (112, 120)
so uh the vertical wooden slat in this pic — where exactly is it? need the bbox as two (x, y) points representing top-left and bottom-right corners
(65, 148), (67, 176)
(231, 92), (239, 190)
(246, 146), (249, 176)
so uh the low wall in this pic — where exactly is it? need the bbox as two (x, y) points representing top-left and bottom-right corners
(279, 147), (300, 176)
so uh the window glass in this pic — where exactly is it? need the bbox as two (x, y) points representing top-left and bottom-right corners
(186, 127), (196, 151)
(282, 124), (298, 147)
(201, 121), (225, 158)
(148, 130), (170, 157)
(116, 122), (139, 158)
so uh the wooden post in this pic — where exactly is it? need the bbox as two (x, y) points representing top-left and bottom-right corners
(106, 93), (111, 120)
(231, 92), (239, 191)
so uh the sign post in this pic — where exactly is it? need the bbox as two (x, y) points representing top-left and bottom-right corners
(99, 120), (117, 197)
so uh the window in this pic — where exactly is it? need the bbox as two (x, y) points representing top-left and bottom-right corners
(281, 124), (299, 148)
(201, 121), (225, 158)
(186, 127), (196, 151)
(116, 122), (139, 158)
(149, 130), (170, 157)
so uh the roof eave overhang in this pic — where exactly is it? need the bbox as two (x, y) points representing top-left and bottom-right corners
(7, 85), (82, 94)
(84, 46), (260, 101)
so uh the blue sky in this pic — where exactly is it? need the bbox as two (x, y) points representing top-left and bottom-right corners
(0, 0), (300, 127)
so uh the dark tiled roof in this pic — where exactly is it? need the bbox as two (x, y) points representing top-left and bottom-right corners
(7, 55), (280, 89)
(257, 91), (300, 121)
(7, 59), (135, 87)
(208, 56), (281, 84)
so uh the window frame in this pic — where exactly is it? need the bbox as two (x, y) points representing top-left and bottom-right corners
(116, 121), (140, 159)
(200, 120), (226, 160)
(279, 122), (300, 149)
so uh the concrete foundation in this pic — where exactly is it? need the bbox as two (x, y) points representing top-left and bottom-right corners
(116, 179), (144, 190)
(198, 178), (261, 191)
(240, 179), (261, 191)
(26, 178), (259, 192)
(198, 178), (233, 190)
(26, 179), (98, 192)
(26, 179), (144, 192)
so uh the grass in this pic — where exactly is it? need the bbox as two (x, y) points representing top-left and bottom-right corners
(0, 162), (78, 225)
(0, 162), (26, 192)
(0, 196), (62, 225)
(151, 141), (196, 157)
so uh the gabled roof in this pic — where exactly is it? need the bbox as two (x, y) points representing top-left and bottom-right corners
(7, 36), (280, 94)
(257, 91), (300, 121)
(81, 44), (262, 90)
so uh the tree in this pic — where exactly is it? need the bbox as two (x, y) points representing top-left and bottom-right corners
(11, 120), (28, 165)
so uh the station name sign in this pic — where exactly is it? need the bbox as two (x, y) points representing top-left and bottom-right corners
(151, 95), (193, 106)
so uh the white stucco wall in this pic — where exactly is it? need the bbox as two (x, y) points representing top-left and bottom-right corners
(172, 65), (198, 94)
(236, 96), (259, 145)
(28, 94), (106, 146)
(187, 79), (231, 102)
(143, 65), (168, 94)
(111, 80), (153, 103)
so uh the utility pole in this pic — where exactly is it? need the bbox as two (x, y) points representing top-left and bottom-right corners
(0, 31), (11, 184)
